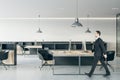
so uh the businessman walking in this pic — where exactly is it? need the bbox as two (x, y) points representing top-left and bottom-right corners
(85, 31), (110, 77)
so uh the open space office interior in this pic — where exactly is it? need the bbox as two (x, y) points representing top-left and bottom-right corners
(0, 0), (120, 80)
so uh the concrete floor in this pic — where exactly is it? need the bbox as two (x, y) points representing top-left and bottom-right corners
(0, 55), (120, 80)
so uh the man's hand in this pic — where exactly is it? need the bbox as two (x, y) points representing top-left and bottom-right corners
(104, 54), (107, 59)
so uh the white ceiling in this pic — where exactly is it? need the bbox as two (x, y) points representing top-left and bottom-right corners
(0, 0), (119, 18)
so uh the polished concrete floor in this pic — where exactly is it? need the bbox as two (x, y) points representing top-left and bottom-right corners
(0, 55), (120, 80)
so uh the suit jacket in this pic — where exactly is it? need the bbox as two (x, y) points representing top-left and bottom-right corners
(93, 38), (106, 57)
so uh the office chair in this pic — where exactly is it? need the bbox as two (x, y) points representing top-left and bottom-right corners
(100, 51), (115, 72)
(20, 44), (29, 55)
(0, 51), (9, 70)
(38, 49), (53, 70)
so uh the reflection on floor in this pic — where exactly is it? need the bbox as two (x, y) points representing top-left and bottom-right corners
(0, 55), (120, 80)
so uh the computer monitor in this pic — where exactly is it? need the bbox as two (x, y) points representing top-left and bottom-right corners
(55, 44), (69, 50)
(86, 42), (93, 50)
(2, 44), (15, 50)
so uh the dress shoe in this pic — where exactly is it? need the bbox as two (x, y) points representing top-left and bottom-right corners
(103, 73), (110, 77)
(85, 73), (92, 77)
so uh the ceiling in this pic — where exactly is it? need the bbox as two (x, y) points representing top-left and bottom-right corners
(0, 0), (119, 18)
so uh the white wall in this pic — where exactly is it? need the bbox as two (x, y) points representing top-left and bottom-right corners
(0, 19), (116, 51)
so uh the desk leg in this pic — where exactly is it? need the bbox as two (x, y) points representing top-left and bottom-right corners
(53, 57), (55, 75)
(37, 48), (38, 55)
(79, 56), (81, 74)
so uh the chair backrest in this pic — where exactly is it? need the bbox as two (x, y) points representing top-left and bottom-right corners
(38, 49), (53, 60)
(106, 51), (115, 61)
(1, 51), (9, 60)
(37, 51), (44, 60)
(38, 49), (49, 60)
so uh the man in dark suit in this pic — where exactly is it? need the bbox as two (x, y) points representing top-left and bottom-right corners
(85, 31), (110, 77)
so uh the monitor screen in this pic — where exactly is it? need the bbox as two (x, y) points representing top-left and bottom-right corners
(55, 44), (69, 50)
(2, 44), (15, 50)
(86, 42), (93, 50)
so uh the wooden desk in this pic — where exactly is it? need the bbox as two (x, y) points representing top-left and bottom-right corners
(24, 45), (42, 55)
(51, 50), (93, 57)
(52, 50), (94, 65)
(52, 50), (95, 75)
(1, 50), (14, 65)
(25, 45), (42, 49)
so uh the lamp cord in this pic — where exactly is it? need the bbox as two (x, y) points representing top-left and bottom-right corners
(76, 0), (78, 18)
